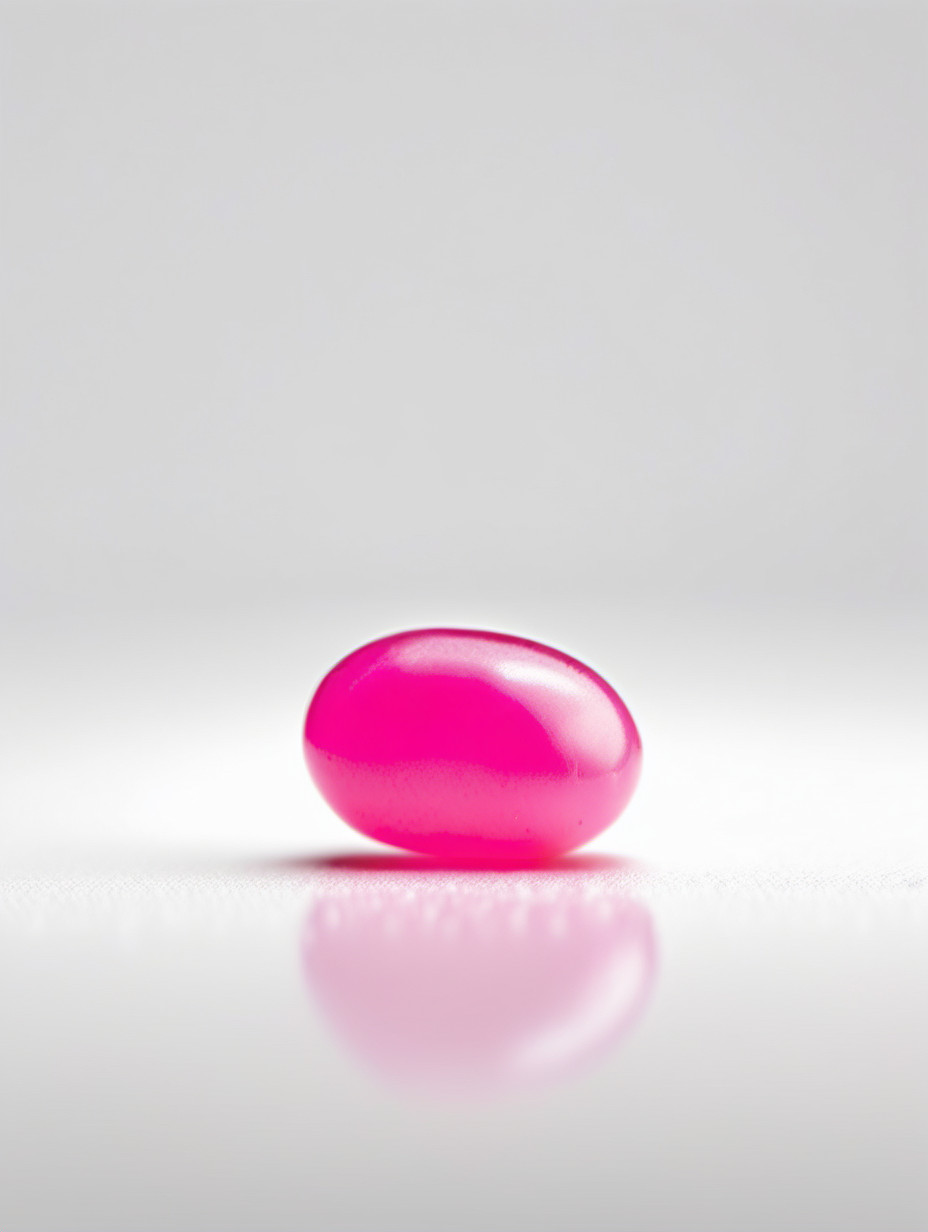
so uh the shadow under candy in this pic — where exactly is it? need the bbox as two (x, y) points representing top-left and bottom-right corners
(299, 852), (658, 1094)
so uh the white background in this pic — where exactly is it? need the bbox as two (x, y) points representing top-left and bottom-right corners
(1, 3), (926, 1230)
(2, 0), (925, 609)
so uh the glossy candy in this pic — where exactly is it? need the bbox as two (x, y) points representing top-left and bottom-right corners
(303, 628), (641, 859)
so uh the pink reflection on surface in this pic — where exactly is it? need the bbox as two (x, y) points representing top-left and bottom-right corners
(301, 855), (657, 1094)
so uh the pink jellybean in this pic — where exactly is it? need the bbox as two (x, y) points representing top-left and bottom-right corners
(303, 628), (642, 860)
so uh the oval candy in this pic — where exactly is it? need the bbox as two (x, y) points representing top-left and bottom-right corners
(303, 628), (642, 860)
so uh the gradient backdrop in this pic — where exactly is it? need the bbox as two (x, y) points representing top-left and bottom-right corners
(1, 4), (926, 1231)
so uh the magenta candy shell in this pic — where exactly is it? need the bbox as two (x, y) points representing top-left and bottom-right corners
(303, 628), (642, 860)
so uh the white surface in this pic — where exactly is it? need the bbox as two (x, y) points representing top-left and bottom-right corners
(1, 861), (923, 1232)
(1, 600), (925, 1231)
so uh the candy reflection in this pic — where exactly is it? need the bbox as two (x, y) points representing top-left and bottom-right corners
(301, 858), (657, 1093)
